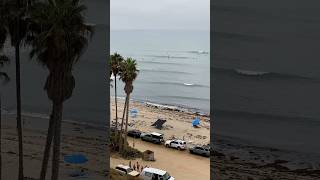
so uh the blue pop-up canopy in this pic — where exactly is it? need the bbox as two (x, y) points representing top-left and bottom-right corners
(64, 154), (88, 164)
(192, 118), (200, 127)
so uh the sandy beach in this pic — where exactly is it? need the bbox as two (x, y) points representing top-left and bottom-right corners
(111, 138), (210, 180)
(110, 98), (320, 179)
(1, 113), (107, 180)
(110, 98), (210, 179)
(111, 98), (210, 146)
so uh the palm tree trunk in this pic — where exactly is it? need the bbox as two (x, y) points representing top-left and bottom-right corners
(51, 102), (63, 180)
(15, 44), (24, 180)
(114, 74), (118, 132)
(119, 96), (128, 152)
(39, 111), (55, 180)
(15, 0), (24, 179)
(119, 96), (127, 135)
(124, 93), (130, 151)
(114, 74), (119, 147)
(0, 95), (2, 180)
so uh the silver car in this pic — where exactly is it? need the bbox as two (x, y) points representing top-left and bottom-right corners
(189, 145), (210, 157)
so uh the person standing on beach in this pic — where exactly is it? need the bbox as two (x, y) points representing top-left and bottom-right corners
(137, 161), (140, 171)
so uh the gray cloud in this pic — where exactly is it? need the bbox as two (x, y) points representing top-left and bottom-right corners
(111, 0), (210, 30)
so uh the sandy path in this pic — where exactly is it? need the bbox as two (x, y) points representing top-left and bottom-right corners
(111, 137), (210, 180)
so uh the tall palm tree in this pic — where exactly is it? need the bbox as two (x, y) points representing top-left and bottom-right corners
(110, 52), (124, 143)
(2, 1), (29, 179)
(28, 0), (93, 179)
(119, 58), (139, 152)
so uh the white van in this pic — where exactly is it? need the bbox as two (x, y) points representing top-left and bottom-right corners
(115, 164), (140, 177)
(140, 167), (175, 180)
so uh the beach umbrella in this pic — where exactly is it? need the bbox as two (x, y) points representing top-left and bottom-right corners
(131, 108), (138, 113)
(131, 108), (138, 118)
(64, 154), (88, 164)
(192, 118), (200, 127)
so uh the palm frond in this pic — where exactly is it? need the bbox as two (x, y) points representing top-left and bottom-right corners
(0, 72), (10, 84)
(119, 57), (139, 84)
(0, 55), (10, 66)
(110, 52), (124, 75)
(28, 0), (93, 68)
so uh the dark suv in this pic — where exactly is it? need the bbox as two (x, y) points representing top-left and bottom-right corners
(127, 129), (142, 138)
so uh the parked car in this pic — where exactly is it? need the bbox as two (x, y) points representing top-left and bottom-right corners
(115, 164), (140, 177)
(127, 129), (142, 138)
(140, 132), (164, 144)
(165, 139), (187, 150)
(189, 145), (210, 157)
(140, 167), (175, 180)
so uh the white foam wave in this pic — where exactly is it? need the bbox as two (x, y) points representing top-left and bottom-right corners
(183, 83), (194, 86)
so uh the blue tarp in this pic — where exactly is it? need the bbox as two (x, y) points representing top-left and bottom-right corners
(64, 154), (88, 164)
(192, 118), (200, 127)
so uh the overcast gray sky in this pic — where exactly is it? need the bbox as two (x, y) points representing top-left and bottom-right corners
(111, 0), (210, 30)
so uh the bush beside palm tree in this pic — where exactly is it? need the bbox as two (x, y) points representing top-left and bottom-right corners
(28, 0), (93, 179)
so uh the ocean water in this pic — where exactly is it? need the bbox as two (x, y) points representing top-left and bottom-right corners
(110, 30), (210, 113)
(213, 0), (320, 156)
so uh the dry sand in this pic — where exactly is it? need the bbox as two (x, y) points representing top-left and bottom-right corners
(110, 98), (210, 180)
(111, 137), (210, 180)
(1, 114), (107, 180)
(111, 99), (210, 146)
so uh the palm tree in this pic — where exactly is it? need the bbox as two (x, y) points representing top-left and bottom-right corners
(119, 58), (139, 152)
(28, 0), (93, 179)
(110, 52), (124, 145)
(2, 1), (30, 179)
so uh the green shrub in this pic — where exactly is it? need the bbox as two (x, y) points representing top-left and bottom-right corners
(110, 131), (142, 159)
